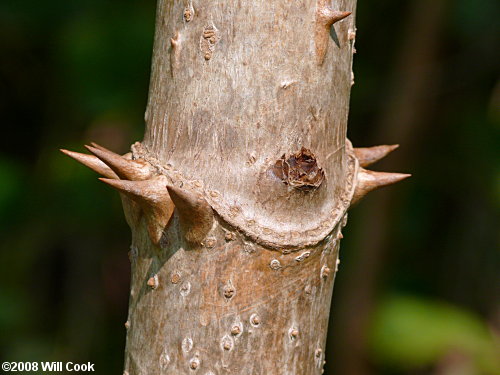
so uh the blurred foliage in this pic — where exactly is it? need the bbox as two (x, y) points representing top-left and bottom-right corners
(0, 0), (498, 374)
(370, 295), (500, 374)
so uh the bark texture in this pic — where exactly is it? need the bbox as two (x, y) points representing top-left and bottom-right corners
(63, 0), (410, 374)
(143, 0), (357, 250)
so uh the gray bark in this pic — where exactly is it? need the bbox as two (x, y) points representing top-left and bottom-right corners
(62, 0), (409, 374)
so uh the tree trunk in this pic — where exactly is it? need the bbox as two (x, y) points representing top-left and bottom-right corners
(62, 0), (409, 374)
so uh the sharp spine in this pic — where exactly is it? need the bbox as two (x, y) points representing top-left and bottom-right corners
(318, 8), (352, 28)
(85, 144), (153, 181)
(166, 185), (213, 244)
(315, 1), (352, 65)
(60, 149), (118, 179)
(352, 168), (411, 204)
(100, 176), (174, 245)
(354, 144), (399, 167)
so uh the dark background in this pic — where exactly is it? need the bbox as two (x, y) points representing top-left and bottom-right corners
(0, 0), (498, 374)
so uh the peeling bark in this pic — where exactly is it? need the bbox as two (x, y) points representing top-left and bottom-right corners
(63, 0), (410, 374)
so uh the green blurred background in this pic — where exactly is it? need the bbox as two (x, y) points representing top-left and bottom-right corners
(0, 0), (498, 374)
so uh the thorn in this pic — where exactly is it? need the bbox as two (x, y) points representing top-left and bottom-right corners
(100, 176), (174, 245)
(166, 185), (213, 244)
(354, 144), (399, 167)
(318, 9), (352, 28)
(352, 169), (411, 204)
(60, 149), (119, 179)
(315, 2), (352, 65)
(99, 177), (169, 205)
(85, 144), (153, 181)
(89, 142), (108, 150)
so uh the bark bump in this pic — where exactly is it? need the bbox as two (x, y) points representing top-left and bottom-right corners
(200, 25), (220, 61)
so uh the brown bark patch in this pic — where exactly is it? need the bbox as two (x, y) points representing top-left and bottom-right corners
(271, 147), (325, 191)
